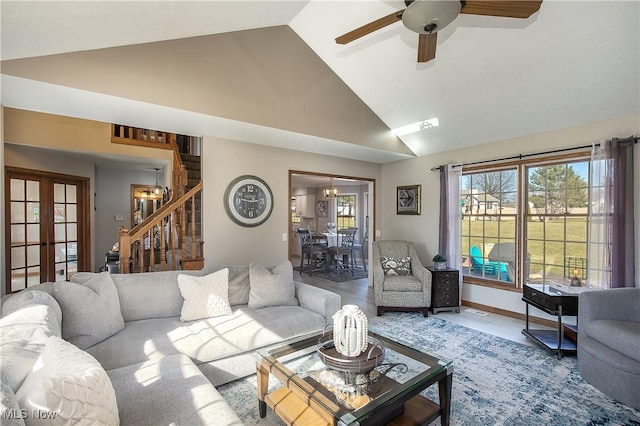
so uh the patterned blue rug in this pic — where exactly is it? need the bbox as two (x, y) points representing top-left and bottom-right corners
(217, 313), (640, 425)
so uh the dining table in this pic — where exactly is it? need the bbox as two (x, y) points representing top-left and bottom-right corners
(321, 232), (339, 247)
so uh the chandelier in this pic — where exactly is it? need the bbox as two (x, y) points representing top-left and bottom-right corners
(323, 178), (339, 198)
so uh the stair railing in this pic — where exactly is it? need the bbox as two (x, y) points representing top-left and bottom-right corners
(171, 138), (188, 198)
(111, 124), (174, 150)
(118, 182), (203, 273)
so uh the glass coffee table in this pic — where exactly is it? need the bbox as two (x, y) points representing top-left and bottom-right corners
(256, 331), (453, 426)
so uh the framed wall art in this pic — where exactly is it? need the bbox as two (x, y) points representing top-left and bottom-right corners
(316, 200), (328, 218)
(397, 184), (421, 215)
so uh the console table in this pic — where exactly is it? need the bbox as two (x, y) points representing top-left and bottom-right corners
(521, 283), (578, 359)
(427, 267), (460, 314)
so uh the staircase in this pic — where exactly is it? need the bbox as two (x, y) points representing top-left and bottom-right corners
(176, 150), (203, 269)
(180, 152), (202, 238)
(113, 125), (204, 273)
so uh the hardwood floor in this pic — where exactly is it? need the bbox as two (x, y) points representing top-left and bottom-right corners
(295, 272), (543, 348)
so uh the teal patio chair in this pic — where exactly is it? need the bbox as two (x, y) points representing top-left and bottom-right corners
(469, 246), (508, 277)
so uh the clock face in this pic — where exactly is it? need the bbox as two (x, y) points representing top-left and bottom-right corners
(224, 175), (273, 227)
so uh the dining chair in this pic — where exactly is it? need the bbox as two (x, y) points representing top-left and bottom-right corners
(328, 228), (357, 276)
(298, 228), (328, 275)
(351, 228), (368, 272)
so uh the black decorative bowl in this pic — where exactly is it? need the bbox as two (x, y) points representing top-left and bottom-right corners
(316, 333), (385, 373)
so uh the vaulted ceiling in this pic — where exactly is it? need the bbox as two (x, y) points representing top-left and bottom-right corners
(2, 1), (639, 163)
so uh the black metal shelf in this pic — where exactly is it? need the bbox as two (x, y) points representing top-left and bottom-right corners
(522, 329), (577, 354)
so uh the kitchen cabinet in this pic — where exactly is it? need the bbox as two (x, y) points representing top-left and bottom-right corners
(294, 195), (316, 218)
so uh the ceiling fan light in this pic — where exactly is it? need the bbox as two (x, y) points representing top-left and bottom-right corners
(402, 0), (461, 34)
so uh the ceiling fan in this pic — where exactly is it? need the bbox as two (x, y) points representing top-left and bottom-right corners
(335, 0), (543, 63)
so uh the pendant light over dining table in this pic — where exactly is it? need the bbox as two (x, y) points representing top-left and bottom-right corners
(323, 178), (339, 198)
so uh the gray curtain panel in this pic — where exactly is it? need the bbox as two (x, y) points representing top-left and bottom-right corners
(439, 166), (448, 257)
(610, 138), (636, 288)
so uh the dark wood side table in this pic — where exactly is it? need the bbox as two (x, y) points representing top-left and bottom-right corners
(521, 283), (579, 359)
(427, 267), (460, 314)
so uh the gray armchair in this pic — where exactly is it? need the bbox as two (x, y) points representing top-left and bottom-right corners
(578, 287), (640, 410)
(372, 240), (432, 317)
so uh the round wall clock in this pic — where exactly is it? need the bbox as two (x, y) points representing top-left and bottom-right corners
(223, 175), (274, 227)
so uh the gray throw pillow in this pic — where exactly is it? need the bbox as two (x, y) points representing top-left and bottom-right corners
(52, 272), (124, 349)
(1, 289), (62, 329)
(380, 256), (411, 276)
(248, 261), (298, 309)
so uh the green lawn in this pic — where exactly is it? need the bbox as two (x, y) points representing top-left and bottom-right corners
(461, 216), (588, 282)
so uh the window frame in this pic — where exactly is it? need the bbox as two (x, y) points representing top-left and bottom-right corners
(336, 193), (357, 230)
(460, 150), (593, 292)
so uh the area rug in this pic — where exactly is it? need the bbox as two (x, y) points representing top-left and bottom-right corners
(293, 264), (368, 282)
(217, 313), (640, 425)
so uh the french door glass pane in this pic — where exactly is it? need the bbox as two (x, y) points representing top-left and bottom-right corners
(67, 205), (77, 222)
(55, 243), (66, 263)
(11, 225), (25, 243)
(11, 179), (24, 200)
(55, 223), (66, 242)
(27, 267), (40, 287)
(54, 183), (65, 202)
(66, 185), (77, 203)
(11, 247), (25, 269)
(55, 262), (67, 282)
(54, 204), (65, 222)
(27, 224), (39, 243)
(27, 181), (39, 201)
(67, 223), (77, 241)
(27, 245), (40, 266)
(11, 202), (25, 222)
(10, 270), (25, 292)
(27, 203), (40, 222)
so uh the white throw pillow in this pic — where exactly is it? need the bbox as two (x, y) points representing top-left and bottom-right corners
(178, 269), (232, 321)
(15, 336), (119, 426)
(248, 260), (298, 309)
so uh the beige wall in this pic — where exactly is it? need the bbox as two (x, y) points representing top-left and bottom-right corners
(380, 113), (640, 317)
(4, 108), (172, 163)
(200, 136), (381, 267)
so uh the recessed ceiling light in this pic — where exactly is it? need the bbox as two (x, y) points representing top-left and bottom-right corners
(391, 118), (439, 136)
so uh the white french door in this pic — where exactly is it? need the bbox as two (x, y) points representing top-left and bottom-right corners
(6, 167), (90, 293)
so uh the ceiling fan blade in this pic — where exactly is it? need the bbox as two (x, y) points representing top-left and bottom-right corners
(461, 1), (543, 19)
(335, 9), (404, 44)
(417, 33), (437, 63)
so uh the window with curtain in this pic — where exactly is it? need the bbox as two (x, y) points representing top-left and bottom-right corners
(460, 155), (603, 289)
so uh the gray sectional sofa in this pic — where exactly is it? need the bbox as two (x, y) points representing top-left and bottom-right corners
(0, 261), (342, 425)
(577, 287), (640, 410)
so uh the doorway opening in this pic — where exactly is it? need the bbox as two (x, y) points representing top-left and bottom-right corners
(289, 170), (375, 285)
